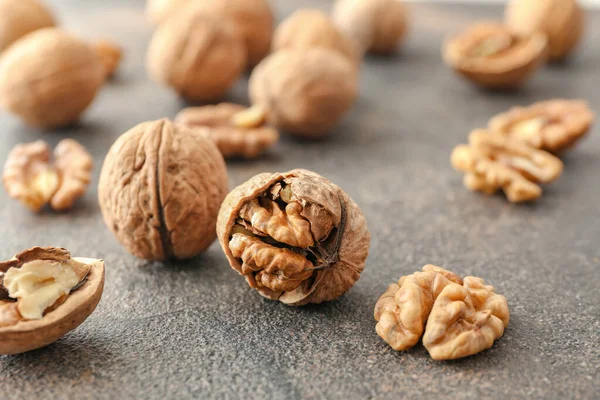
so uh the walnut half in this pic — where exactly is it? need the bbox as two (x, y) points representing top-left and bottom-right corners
(217, 169), (370, 306)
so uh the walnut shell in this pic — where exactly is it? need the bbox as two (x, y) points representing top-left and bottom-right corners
(273, 9), (360, 65)
(505, 0), (583, 61)
(0, 0), (56, 53)
(98, 119), (229, 261)
(0, 247), (105, 355)
(443, 22), (548, 89)
(146, 8), (246, 101)
(217, 169), (370, 306)
(249, 48), (358, 138)
(0, 28), (104, 128)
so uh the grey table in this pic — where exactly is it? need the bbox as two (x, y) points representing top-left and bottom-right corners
(1, 1), (599, 399)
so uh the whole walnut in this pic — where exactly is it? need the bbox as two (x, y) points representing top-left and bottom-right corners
(147, 7), (246, 102)
(217, 169), (370, 306)
(273, 9), (359, 65)
(0, 0), (56, 53)
(332, 0), (409, 55)
(98, 119), (229, 261)
(249, 48), (358, 138)
(505, 0), (584, 61)
(0, 28), (104, 128)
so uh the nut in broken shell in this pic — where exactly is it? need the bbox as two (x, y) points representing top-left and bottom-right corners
(217, 169), (370, 306)
(443, 22), (548, 89)
(0, 247), (105, 355)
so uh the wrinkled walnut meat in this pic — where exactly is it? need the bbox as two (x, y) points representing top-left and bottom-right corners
(93, 39), (123, 79)
(217, 169), (370, 306)
(374, 265), (509, 360)
(0, 247), (105, 355)
(2, 139), (93, 212)
(443, 22), (548, 89)
(451, 130), (563, 203)
(175, 103), (279, 159)
(488, 99), (595, 153)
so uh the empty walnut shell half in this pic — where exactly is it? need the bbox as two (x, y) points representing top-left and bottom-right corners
(505, 0), (584, 61)
(99, 119), (229, 261)
(0, 0), (56, 53)
(443, 22), (548, 89)
(217, 169), (370, 306)
(0, 247), (105, 355)
(488, 99), (595, 153)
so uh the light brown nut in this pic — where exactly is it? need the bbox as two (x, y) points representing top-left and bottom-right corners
(2, 139), (92, 212)
(505, 0), (583, 61)
(451, 130), (563, 203)
(488, 99), (595, 153)
(217, 169), (370, 306)
(98, 119), (229, 261)
(0, 28), (104, 128)
(249, 48), (358, 138)
(146, 8), (246, 102)
(273, 9), (360, 65)
(374, 265), (463, 351)
(0, 0), (56, 53)
(332, 0), (409, 55)
(443, 22), (548, 89)
(175, 103), (279, 159)
(422, 277), (510, 360)
(93, 39), (122, 79)
(0, 247), (105, 355)
(146, 0), (190, 24)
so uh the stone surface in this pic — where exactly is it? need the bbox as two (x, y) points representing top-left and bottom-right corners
(0, 1), (598, 399)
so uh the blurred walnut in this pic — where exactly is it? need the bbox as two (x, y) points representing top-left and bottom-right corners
(175, 103), (279, 159)
(93, 39), (122, 79)
(332, 0), (409, 55)
(0, 28), (104, 128)
(217, 169), (370, 306)
(451, 130), (563, 203)
(506, 0), (583, 61)
(375, 265), (509, 360)
(249, 48), (358, 138)
(488, 99), (594, 153)
(146, 0), (190, 24)
(147, 8), (246, 101)
(98, 119), (228, 261)
(3, 139), (92, 212)
(443, 22), (548, 89)
(273, 9), (359, 64)
(0, 0), (56, 53)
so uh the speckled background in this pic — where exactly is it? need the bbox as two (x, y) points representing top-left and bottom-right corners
(0, 1), (598, 399)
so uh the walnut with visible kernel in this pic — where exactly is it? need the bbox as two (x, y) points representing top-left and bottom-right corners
(2, 139), (92, 212)
(93, 39), (122, 79)
(488, 99), (595, 153)
(451, 130), (563, 203)
(175, 103), (279, 159)
(217, 169), (370, 306)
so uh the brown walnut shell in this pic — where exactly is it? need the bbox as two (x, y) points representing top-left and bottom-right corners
(217, 169), (370, 306)
(443, 22), (548, 89)
(0, 0), (56, 53)
(98, 119), (229, 261)
(0, 28), (104, 128)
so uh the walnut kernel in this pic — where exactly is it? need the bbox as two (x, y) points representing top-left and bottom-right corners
(93, 39), (122, 79)
(0, 0), (56, 53)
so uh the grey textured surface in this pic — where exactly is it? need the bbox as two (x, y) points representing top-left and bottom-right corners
(1, 1), (599, 399)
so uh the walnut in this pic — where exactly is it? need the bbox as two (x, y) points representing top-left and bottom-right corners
(98, 119), (229, 261)
(146, 7), (246, 102)
(0, 0), (56, 53)
(249, 48), (358, 138)
(451, 130), (563, 203)
(505, 0), (583, 61)
(3, 139), (93, 212)
(443, 22), (548, 89)
(0, 28), (104, 128)
(175, 103), (279, 159)
(217, 169), (370, 306)
(488, 99), (595, 153)
(0, 247), (105, 355)
(93, 39), (122, 79)
(374, 265), (509, 360)
(332, 0), (409, 55)
(273, 9), (360, 65)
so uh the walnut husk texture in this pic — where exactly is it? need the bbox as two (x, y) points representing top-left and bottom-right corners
(217, 169), (370, 306)
(98, 119), (229, 261)
(0, 0), (56, 53)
